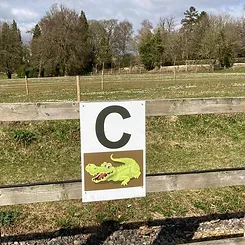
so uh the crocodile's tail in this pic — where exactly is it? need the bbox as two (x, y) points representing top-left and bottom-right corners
(110, 154), (137, 165)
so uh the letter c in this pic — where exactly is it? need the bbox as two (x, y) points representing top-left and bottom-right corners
(96, 105), (131, 149)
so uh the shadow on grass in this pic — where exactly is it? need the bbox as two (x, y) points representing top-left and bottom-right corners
(1, 212), (244, 244)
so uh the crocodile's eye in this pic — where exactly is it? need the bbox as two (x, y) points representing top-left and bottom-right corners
(106, 165), (110, 169)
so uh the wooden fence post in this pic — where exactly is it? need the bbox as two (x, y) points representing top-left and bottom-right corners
(101, 62), (104, 91)
(25, 76), (29, 96)
(76, 76), (80, 103)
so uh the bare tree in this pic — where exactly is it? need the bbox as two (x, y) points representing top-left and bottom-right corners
(200, 14), (239, 68)
(158, 16), (175, 33)
(30, 4), (91, 76)
(113, 20), (133, 67)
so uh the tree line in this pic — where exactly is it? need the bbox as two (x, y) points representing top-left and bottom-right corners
(0, 4), (245, 78)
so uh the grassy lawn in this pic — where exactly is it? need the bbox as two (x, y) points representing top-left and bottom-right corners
(1, 72), (245, 103)
(0, 72), (245, 236)
(0, 73), (7, 79)
(1, 114), (245, 185)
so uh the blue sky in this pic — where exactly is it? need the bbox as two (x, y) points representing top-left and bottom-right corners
(0, 0), (244, 40)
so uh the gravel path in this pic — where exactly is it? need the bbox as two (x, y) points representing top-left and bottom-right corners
(1, 216), (244, 245)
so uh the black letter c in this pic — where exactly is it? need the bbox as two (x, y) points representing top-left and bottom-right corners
(96, 105), (131, 149)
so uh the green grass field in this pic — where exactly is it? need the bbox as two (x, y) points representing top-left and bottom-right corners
(1, 72), (245, 103)
(0, 72), (245, 236)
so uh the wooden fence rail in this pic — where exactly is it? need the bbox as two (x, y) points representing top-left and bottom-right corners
(1, 169), (245, 206)
(1, 97), (245, 122)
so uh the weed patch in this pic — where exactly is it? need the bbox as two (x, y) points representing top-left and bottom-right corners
(56, 216), (78, 229)
(0, 211), (20, 226)
(12, 129), (37, 146)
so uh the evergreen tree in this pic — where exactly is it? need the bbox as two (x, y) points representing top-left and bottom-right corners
(79, 11), (89, 35)
(77, 10), (93, 74)
(30, 24), (44, 77)
(0, 20), (23, 78)
(137, 20), (155, 70)
(181, 6), (200, 60)
(12, 20), (22, 43)
(181, 6), (199, 30)
(153, 28), (164, 67)
(217, 29), (233, 68)
(33, 24), (41, 39)
(138, 32), (155, 70)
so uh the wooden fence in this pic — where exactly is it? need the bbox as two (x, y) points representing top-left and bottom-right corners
(1, 97), (245, 205)
(0, 97), (244, 244)
(2, 73), (245, 99)
(2, 97), (245, 122)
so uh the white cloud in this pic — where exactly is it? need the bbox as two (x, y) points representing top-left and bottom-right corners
(11, 8), (39, 22)
(0, 2), (9, 8)
(0, 0), (244, 41)
(133, 0), (153, 10)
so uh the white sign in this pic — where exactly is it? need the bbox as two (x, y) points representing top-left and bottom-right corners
(80, 101), (146, 202)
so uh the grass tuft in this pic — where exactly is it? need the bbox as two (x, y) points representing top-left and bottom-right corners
(12, 129), (37, 146)
(0, 211), (20, 226)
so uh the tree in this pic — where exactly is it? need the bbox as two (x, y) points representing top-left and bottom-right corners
(88, 19), (134, 70)
(97, 36), (113, 70)
(30, 4), (92, 76)
(100, 19), (118, 69)
(32, 24), (41, 39)
(181, 6), (199, 29)
(152, 28), (164, 67)
(113, 20), (133, 67)
(0, 20), (23, 78)
(137, 20), (153, 39)
(88, 20), (106, 72)
(156, 16), (181, 66)
(137, 20), (156, 70)
(181, 6), (200, 60)
(17, 44), (32, 78)
(30, 24), (44, 77)
(158, 16), (175, 33)
(88, 20), (113, 71)
(138, 35), (155, 70)
(200, 14), (239, 69)
(190, 11), (210, 59)
(71, 10), (93, 74)
(89, 19), (123, 71)
(237, 9), (245, 57)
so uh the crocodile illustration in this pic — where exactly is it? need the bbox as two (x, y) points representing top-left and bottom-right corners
(85, 154), (141, 186)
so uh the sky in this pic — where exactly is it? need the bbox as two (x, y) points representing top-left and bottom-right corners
(0, 0), (244, 41)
